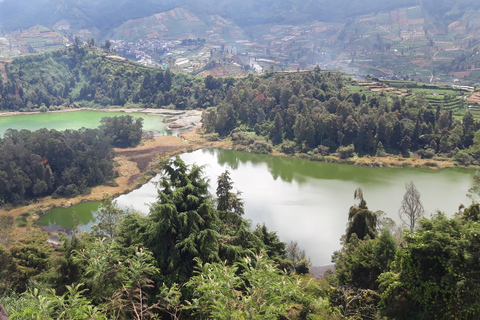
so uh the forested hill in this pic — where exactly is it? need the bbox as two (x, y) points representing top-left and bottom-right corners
(2, 46), (480, 163)
(0, 46), (193, 110)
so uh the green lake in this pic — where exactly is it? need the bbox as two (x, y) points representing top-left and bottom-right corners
(38, 202), (100, 233)
(0, 110), (168, 137)
(38, 148), (475, 266)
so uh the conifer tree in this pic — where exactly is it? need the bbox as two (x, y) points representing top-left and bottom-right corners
(146, 157), (220, 285)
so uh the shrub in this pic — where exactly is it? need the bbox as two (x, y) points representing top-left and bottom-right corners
(204, 133), (220, 141)
(415, 148), (436, 159)
(231, 131), (247, 143)
(318, 145), (330, 156)
(280, 140), (296, 154)
(454, 150), (472, 165)
(337, 144), (355, 159)
(249, 140), (273, 154)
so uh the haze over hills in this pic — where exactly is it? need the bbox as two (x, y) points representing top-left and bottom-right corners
(1, 0), (480, 82)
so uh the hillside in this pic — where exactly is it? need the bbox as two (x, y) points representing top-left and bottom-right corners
(2, 47), (479, 167)
(1, 1), (480, 81)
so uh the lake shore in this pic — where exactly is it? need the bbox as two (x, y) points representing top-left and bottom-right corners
(0, 107), (472, 244)
(0, 123), (233, 242)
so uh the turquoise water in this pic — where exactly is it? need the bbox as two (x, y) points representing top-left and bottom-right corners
(0, 110), (167, 136)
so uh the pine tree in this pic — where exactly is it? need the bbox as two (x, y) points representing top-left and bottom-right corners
(216, 170), (244, 215)
(147, 157), (220, 285)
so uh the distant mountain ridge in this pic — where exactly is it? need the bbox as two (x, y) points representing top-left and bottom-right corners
(2, 0), (480, 35)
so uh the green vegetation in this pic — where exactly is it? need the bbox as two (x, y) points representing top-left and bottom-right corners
(0, 46), (190, 110)
(330, 189), (480, 319)
(0, 158), (333, 319)
(201, 69), (480, 164)
(0, 114), (143, 206)
(1, 159), (480, 319)
(2, 47), (480, 166)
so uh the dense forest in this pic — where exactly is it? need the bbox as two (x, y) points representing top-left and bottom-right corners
(0, 46), (187, 110)
(0, 115), (143, 206)
(2, 47), (480, 165)
(201, 68), (480, 162)
(1, 158), (480, 319)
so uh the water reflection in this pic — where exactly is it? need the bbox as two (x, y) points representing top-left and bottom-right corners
(181, 149), (474, 265)
(39, 148), (475, 265)
(38, 202), (101, 234)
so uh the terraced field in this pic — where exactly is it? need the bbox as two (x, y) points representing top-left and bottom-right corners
(351, 80), (480, 118)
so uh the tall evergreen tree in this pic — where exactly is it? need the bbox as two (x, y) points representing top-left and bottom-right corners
(146, 157), (220, 285)
(216, 170), (244, 215)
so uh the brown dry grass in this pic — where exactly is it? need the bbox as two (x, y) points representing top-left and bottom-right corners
(353, 155), (454, 169)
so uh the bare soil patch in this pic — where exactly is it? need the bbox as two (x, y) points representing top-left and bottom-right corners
(451, 71), (472, 78)
(115, 135), (191, 172)
(201, 64), (228, 77)
(365, 83), (408, 96)
(466, 91), (480, 104)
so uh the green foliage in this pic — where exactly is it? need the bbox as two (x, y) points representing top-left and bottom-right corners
(99, 115), (143, 148)
(0, 127), (115, 205)
(337, 144), (356, 159)
(0, 47), (201, 111)
(9, 237), (53, 292)
(216, 170), (244, 215)
(378, 211), (480, 319)
(280, 140), (297, 154)
(0, 245), (18, 293)
(12, 284), (106, 320)
(73, 239), (160, 318)
(141, 157), (221, 286)
(286, 241), (310, 275)
(249, 139), (273, 154)
(454, 150), (472, 165)
(54, 234), (90, 293)
(2, 47), (479, 162)
(333, 229), (396, 290)
(329, 286), (380, 320)
(186, 255), (330, 319)
(332, 187), (396, 312)
(91, 193), (126, 239)
(375, 141), (386, 157)
(253, 224), (290, 271)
